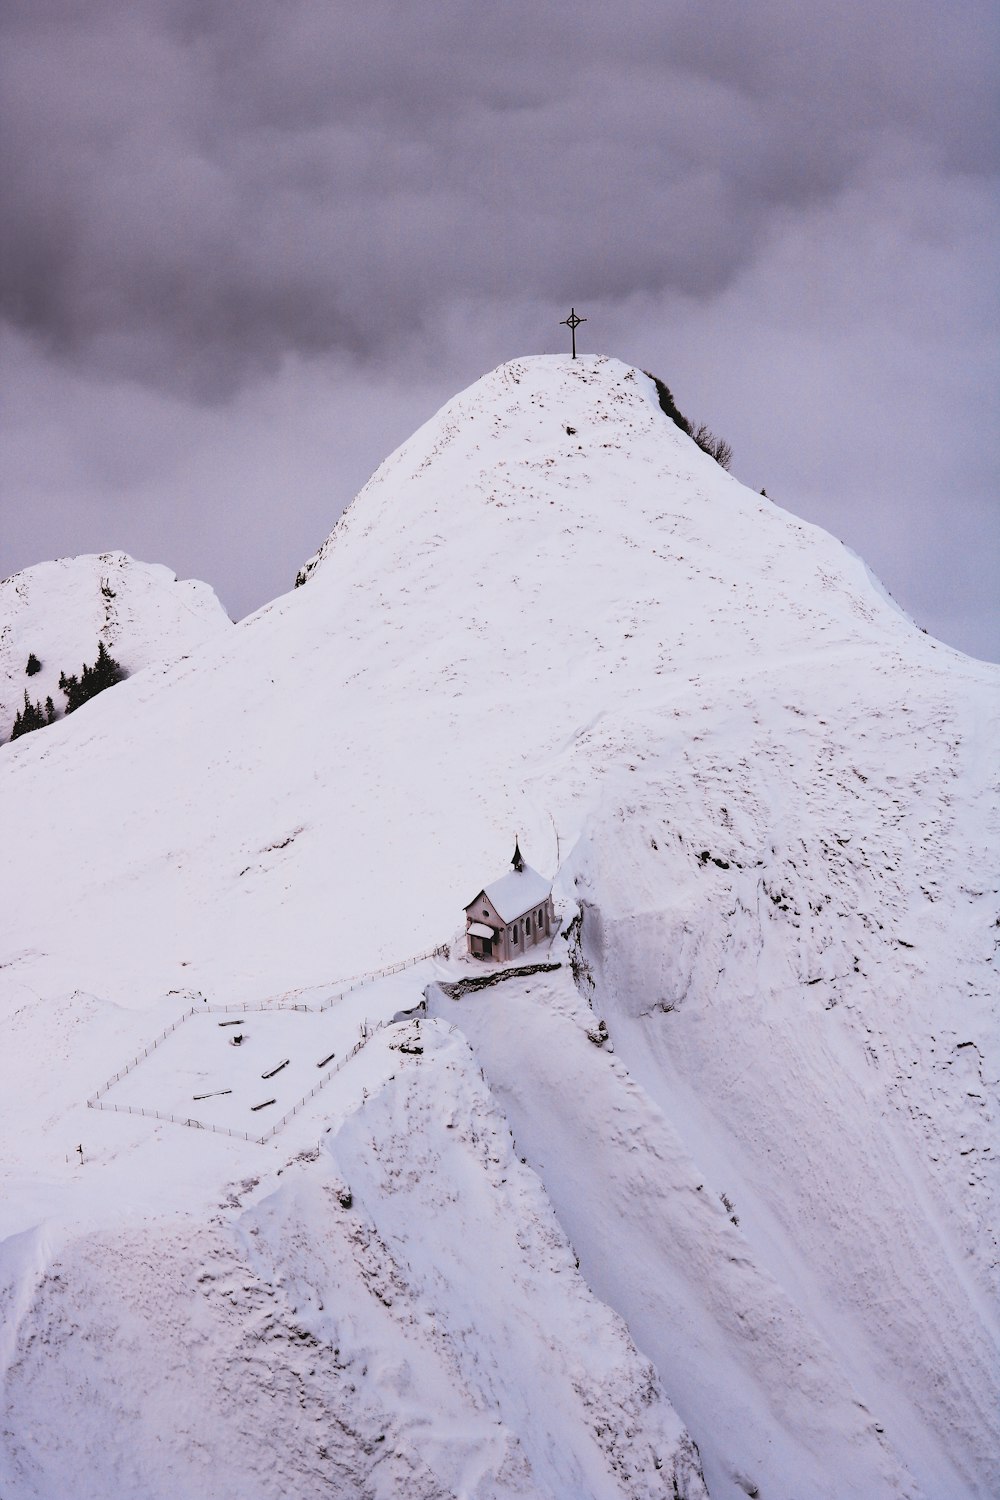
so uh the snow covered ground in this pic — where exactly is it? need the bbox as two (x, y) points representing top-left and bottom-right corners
(1, 355), (997, 1497)
(91, 955), (444, 1139)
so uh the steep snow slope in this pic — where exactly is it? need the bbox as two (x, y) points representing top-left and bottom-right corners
(1, 356), (997, 1498)
(0, 551), (232, 741)
(2, 1019), (704, 1500)
(436, 973), (919, 1499)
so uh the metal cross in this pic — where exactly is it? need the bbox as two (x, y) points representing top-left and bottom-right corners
(560, 307), (586, 359)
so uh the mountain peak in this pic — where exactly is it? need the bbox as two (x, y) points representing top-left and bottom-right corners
(296, 351), (920, 689)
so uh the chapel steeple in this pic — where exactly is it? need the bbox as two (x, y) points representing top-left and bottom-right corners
(512, 837), (525, 873)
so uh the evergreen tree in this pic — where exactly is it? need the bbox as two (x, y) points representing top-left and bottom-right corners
(7, 640), (127, 744)
(59, 641), (126, 714)
(59, 668), (81, 713)
(92, 640), (125, 693)
(10, 691), (46, 740)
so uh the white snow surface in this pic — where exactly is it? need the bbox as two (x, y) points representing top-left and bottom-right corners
(0, 551), (232, 741)
(478, 862), (552, 922)
(1, 354), (998, 1498)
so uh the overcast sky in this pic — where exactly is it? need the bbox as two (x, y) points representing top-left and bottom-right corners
(2, 1), (997, 659)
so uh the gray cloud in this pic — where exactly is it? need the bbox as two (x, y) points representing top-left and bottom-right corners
(3, 1), (996, 389)
(1, 1), (997, 658)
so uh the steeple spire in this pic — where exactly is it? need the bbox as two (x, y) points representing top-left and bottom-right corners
(512, 837), (525, 873)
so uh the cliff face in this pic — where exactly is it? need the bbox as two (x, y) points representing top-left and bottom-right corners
(0, 355), (996, 1498)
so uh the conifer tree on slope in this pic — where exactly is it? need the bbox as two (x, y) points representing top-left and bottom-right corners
(10, 691), (47, 740)
(59, 640), (126, 714)
(6, 642), (126, 746)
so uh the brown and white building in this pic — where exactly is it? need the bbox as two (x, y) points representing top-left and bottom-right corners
(464, 841), (554, 962)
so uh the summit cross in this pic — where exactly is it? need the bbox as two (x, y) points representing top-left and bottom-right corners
(560, 307), (586, 359)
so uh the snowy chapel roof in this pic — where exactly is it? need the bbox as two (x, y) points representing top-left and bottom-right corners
(466, 839), (552, 923)
(481, 864), (551, 922)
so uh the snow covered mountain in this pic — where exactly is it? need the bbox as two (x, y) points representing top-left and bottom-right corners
(1, 356), (997, 1499)
(0, 551), (232, 742)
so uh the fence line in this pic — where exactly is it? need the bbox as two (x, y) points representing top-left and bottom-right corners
(257, 1019), (390, 1143)
(82, 923), (447, 1145)
(85, 943), (448, 1107)
(211, 943), (449, 1015)
(88, 1006), (200, 1101)
(87, 1016), (392, 1145)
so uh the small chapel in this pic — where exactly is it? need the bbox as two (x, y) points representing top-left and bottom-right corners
(464, 841), (554, 962)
